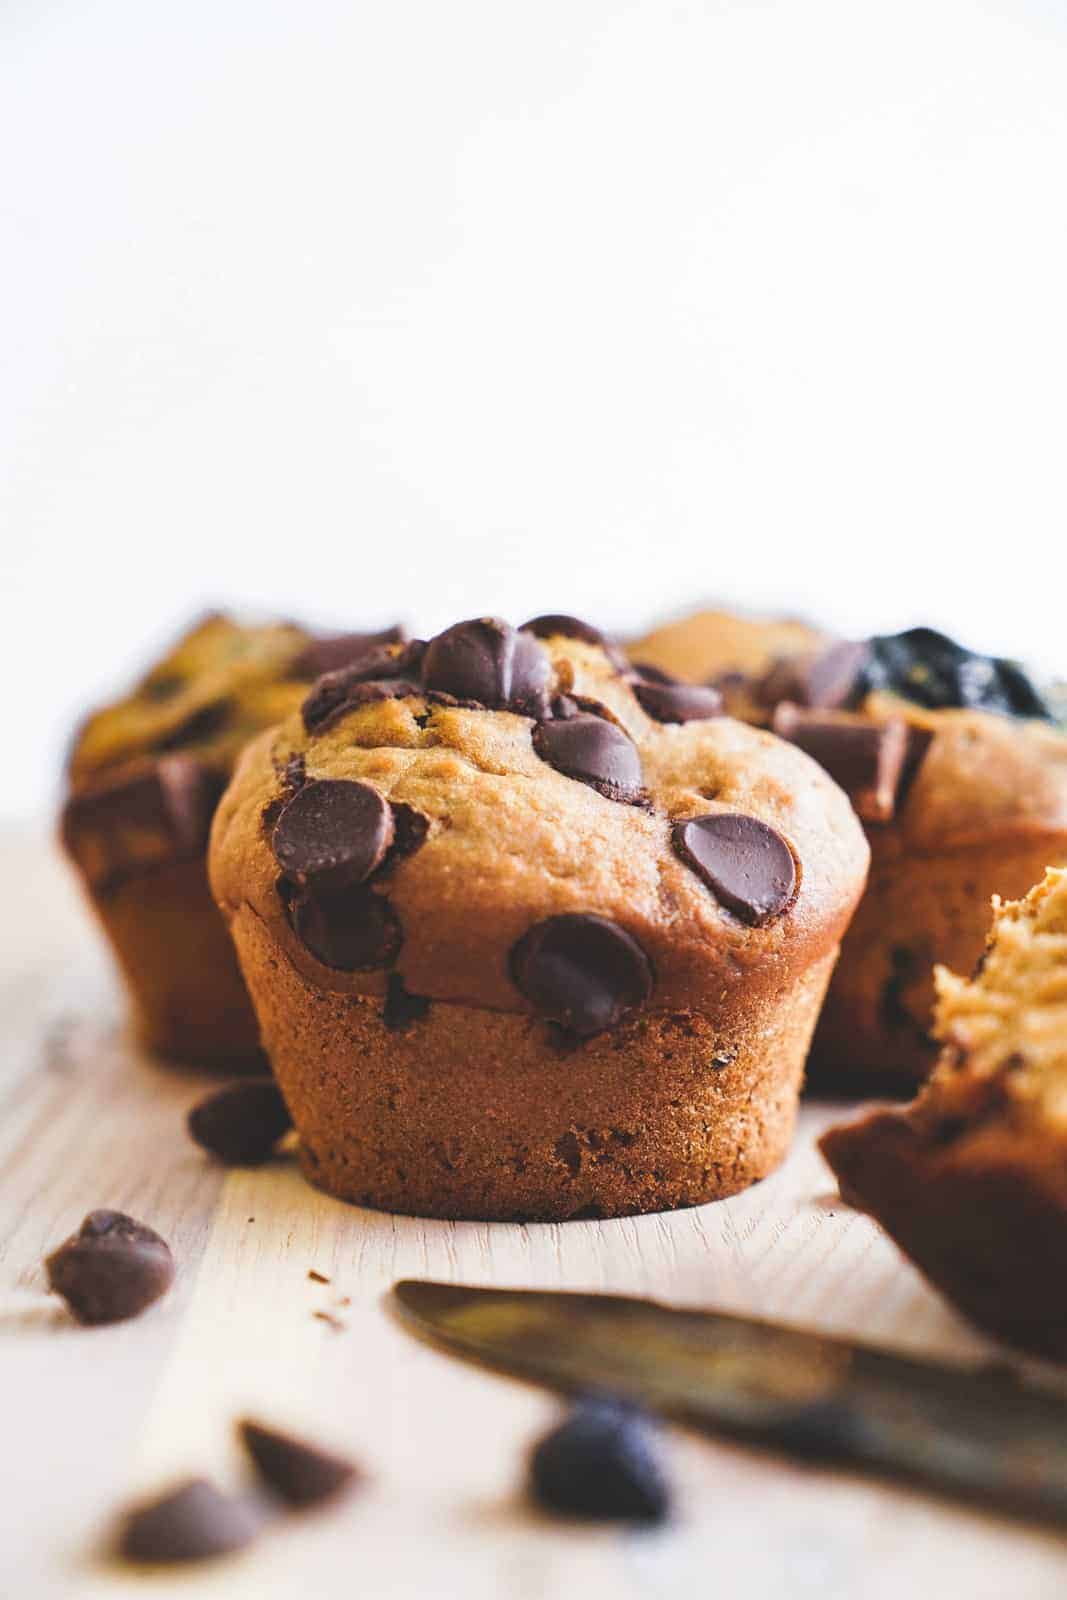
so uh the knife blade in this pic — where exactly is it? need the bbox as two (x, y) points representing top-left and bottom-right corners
(392, 1280), (1067, 1526)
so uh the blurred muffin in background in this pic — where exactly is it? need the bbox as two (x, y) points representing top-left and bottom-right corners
(62, 612), (403, 1067)
(634, 610), (1067, 1090)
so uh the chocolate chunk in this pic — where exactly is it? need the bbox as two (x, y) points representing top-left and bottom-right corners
(291, 625), (407, 679)
(46, 1211), (174, 1325)
(116, 1478), (263, 1565)
(238, 1420), (358, 1509)
(272, 779), (394, 893)
(301, 641), (425, 732)
(383, 973), (431, 1030)
(510, 914), (653, 1037)
(61, 756), (224, 889)
(390, 801), (430, 858)
(758, 640), (870, 712)
(772, 704), (911, 824)
(520, 614), (606, 646)
(631, 668), (723, 724)
(155, 699), (232, 751)
(285, 883), (401, 970)
(187, 1081), (292, 1165)
(862, 627), (1054, 720)
(421, 618), (551, 714)
(533, 714), (644, 804)
(529, 1396), (671, 1524)
(673, 813), (796, 925)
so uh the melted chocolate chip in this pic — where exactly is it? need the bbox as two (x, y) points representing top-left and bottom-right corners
(285, 883), (402, 970)
(383, 973), (431, 1030)
(421, 618), (551, 714)
(390, 802), (430, 858)
(187, 1081), (293, 1165)
(521, 614), (606, 646)
(46, 1211), (174, 1325)
(529, 1396), (671, 1524)
(301, 641), (425, 731)
(116, 1479), (263, 1565)
(772, 704), (911, 824)
(673, 813), (796, 925)
(291, 625), (407, 680)
(510, 913), (653, 1037)
(533, 714), (644, 804)
(272, 779), (394, 893)
(631, 670), (723, 724)
(239, 1420), (358, 1509)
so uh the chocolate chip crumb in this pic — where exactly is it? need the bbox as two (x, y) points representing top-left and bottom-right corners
(312, 1310), (346, 1332)
(187, 1081), (292, 1166)
(238, 1420), (358, 1509)
(307, 1269), (330, 1284)
(46, 1211), (174, 1326)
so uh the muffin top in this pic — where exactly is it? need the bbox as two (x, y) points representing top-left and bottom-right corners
(63, 613), (403, 891)
(631, 607), (829, 687)
(635, 616), (1067, 853)
(210, 615), (869, 1033)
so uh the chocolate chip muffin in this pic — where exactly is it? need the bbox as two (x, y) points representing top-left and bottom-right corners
(62, 613), (403, 1066)
(821, 868), (1067, 1360)
(634, 617), (1067, 1089)
(209, 615), (869, 1220)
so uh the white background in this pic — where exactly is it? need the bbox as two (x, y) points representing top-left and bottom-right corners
(3, 0), (1066, 820)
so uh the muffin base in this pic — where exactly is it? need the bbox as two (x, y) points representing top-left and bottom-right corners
(84, 857), (264, 1068)
(231, 904), (836, 1220)
(821, 1112), (1067, 1360)
(810, 837), (1067, 1091)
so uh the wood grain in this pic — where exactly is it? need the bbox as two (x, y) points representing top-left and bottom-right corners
(2, 830), (1065, 1598)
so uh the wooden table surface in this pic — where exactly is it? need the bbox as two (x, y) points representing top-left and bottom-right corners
(3, 830), (1066, 1599)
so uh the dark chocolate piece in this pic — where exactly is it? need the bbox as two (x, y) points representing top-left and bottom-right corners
(301, 641), (425, 731)
(187, 1081), (292, 1166)
(272, 779), (394, 893)
(284, 883), (402, 971)
(772, 704), (910, 824)
(291, 626), (406, 679)
(382, 974), (431, 1030)
(421, 618), (551, 715)
(520, 614), (606, 646)
(529, 1395), (671, 1524)
(46, 1211), (174, 1325)
(238, 1420), (358, 1509)
(759, 640), (870, 712)
(673, 812), (796, 925)
(116, 1478), (262, 1565)
(631, 669), (723, 724)
(510, 913), (653, 1037)
(532, 714), (644, 804)
(61, 756), (224, 889)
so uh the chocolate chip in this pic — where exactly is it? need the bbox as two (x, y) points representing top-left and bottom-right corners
(772, 704), (911, 823)
(533, 714), (644, 804)
(187, 1081), (292, 1165)
(510, 914), (653, 1037)
(272, 779), (394, 894)
(291, 625), (407, 679)
(116, 1478), (263, 1565)
(301, 641), (425, 731)
(155, 699), (233, 751)
(285, 883), (402, 970)
(521, 614), (605, 646)
(631, 669), (723, 724)
(421, 618), (551, 714)
(673, 813), (796, 925)
(46, 1211), (174, 1325)
(238, 1420), (358, 1509)
(529, 1396), (671, 1524)
(390, 802), (430, 858)
(61, 756), (224, 890)
(383, 973), (431, 1030)
(758, 640), (870, 712)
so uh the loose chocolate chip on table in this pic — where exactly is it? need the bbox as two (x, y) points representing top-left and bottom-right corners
(529, 1395), (671, 1524)
(188, 1081), (293, 1166)
(772, 704), (911, 824)
(116, 1478), (263, 1565)
(674, 813), (796, 925)
(630, 669), (723, 724)
(46, 1211), (174, 1325)
(239, 1420), (359, 1509)
(285, 882), (402, 971)
(291, 625), (407, 680)
(510, 913), (653, 1037)
(272, 779), (395, 893)
(533, 714), (644, 804)
(421, 618), (551, 714)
